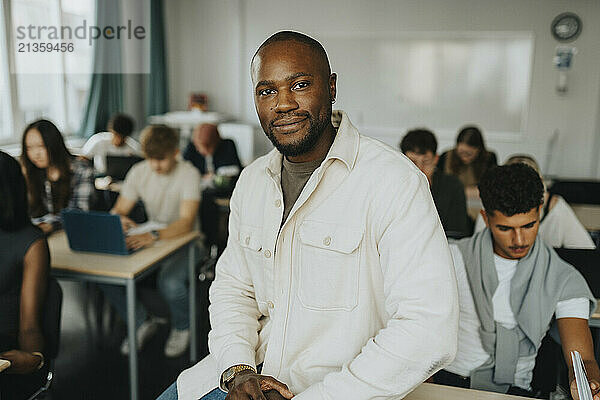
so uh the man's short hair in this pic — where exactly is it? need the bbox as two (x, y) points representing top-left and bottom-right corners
(108, 113), (135, 137)
(140, 125), (179, 159)
(399, 129), (438, 155)
(252, 30), (331, 75)
(479, 164), (544, 216)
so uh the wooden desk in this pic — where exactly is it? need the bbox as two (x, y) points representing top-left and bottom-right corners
(49, 231), (200, 400)
(406, 383), (530, 399)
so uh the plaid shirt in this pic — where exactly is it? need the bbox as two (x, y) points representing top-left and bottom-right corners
(42, 157), (95, 230)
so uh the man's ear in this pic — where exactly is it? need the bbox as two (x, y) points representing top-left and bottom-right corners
(433, 154), (440, 167)
(480, 209), (490, 228)
(329, 73), (337, 103)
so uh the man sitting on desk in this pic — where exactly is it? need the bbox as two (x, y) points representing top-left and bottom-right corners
(101, 125), (202, 358)
(434, 163), (600, 399)
(158, 30), (458, 400)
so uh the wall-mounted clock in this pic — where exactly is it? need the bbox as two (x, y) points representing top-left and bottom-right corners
(551, 12), (582, 42)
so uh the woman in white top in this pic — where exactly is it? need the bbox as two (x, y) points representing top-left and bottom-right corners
(474, 154), (595, 249)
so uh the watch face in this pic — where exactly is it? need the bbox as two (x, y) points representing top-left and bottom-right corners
(552, 13), (582, 42)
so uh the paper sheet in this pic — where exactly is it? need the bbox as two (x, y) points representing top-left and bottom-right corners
(571, 350), (593, 400)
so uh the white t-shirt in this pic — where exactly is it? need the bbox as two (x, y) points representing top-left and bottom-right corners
(81, 131), (141, 174)
(446, 244), (589, 390)
(120, 160), (201, 226)
(474, 196), (595, 249)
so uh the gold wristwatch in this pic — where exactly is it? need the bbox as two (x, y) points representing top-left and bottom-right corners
(31, 351), (44, 370)
(220, 364), (256, 391)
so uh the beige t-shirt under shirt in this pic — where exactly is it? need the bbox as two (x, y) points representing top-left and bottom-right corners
(281, 154), (326, 224)
(120, 160), (202, 225)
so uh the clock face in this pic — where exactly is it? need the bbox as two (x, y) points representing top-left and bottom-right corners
(552, 13), (582, 42)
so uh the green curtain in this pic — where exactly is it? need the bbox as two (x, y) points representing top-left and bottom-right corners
(145, 0), (169, 118)
(78, 0), (123, 137)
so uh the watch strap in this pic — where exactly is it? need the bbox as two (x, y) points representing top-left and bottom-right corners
(220, 364), (257, 392)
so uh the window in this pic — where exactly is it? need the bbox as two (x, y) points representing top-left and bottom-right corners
(0, 0), (94, 144)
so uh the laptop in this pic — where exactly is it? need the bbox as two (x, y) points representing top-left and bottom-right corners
(61, 209), (132, 255)
(105, 155), (144, 181)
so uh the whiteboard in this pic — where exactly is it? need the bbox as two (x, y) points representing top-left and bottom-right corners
(322, 32), (534, 136)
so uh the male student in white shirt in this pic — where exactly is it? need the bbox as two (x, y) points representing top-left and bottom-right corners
(157, 30), (459, 400)
(435, 163), (599, 399)
(81, 113), (141, 174)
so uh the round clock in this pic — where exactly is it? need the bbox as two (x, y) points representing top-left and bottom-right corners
(551, 12), (582, 42)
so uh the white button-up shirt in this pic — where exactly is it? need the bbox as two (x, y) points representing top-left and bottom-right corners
(178, 111), (458, 400)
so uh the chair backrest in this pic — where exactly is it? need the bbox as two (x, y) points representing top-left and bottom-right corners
(42, 278), (63, 360)
(554, 248), (600, 297)
(549, 180), (600, 205)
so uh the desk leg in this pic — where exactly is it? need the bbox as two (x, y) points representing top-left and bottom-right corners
(189, 244), (197, 362)
(127, 279), (139, 400)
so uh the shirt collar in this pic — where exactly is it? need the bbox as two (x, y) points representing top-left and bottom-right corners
(265, 110), (360, 176)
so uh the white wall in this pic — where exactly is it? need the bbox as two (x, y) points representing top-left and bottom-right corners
(165, 0), (600, 179)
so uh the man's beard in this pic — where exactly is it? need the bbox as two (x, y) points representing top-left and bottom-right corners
(264, 108), (331, 158)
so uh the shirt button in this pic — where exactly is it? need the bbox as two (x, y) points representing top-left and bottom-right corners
(267, 301), (274, 309)
(264, 249), (272, 258)
(323, 236), (331, 246)
(245, 236), (250, 245)
(275, 199), (282, 208)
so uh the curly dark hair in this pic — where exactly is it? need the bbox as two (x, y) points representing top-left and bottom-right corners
(478, 164), (544, 216)
(108, 113), (135, 137)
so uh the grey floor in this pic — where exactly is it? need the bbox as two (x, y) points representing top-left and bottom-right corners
(50, 279), (211, 400)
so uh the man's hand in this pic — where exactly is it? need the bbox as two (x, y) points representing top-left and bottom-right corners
(126, 233), (154, 250)
(119, 215), (137, 232)
(37, 222), (53, 234)
(264, 390), (288, 400)
(0, 350), (41, 374)
(570, 378), (600, 400)
(226, 370), (294, 400)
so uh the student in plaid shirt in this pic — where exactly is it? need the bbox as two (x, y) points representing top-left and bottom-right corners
(21, 119), (95, 234)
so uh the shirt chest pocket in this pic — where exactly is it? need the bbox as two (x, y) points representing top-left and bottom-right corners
(238, 224), (271, 307)
(297, 220), (364, 311)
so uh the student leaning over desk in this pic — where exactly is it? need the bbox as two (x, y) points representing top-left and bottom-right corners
(435, 164), (599, 400)
(99, 124), (204, 358)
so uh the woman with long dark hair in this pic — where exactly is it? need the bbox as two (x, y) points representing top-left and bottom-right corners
(21, 119), (95, 234)
(439, 125), (497, 190)
(0, 151), (50, 399)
